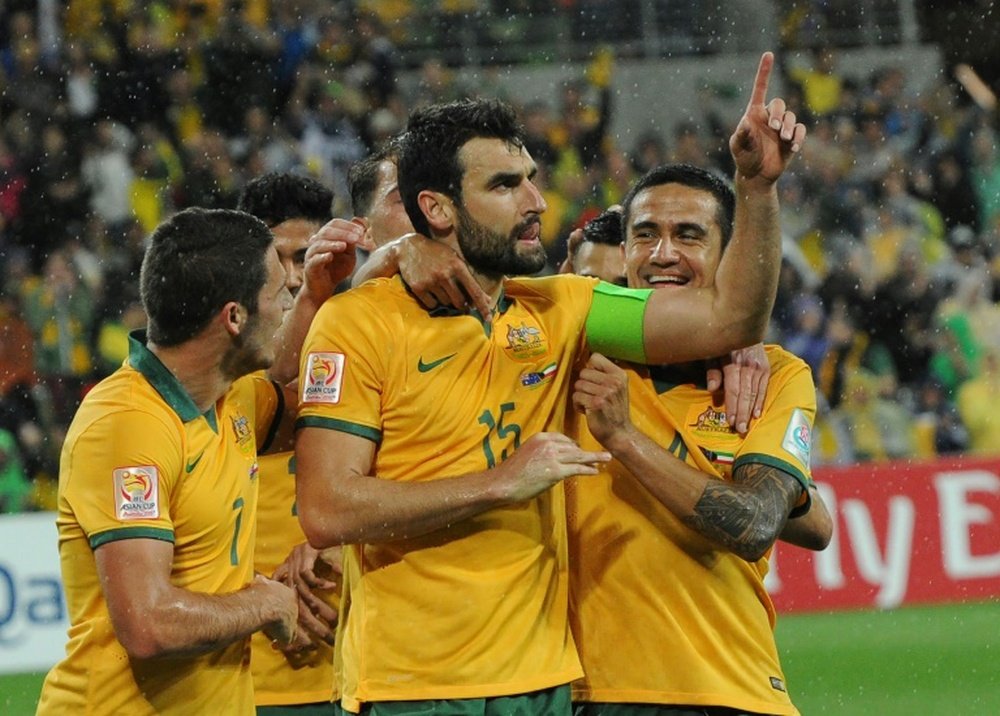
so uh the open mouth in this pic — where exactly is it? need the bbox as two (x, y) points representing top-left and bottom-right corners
(516, 220), (541, 242)
(645, 274), (689, 288)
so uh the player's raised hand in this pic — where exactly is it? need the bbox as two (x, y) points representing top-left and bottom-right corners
(300, 218), (367, 303)
(729, 52), (806, 185)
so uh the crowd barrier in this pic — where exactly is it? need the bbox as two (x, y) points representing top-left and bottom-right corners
(2, 455), (998, 674)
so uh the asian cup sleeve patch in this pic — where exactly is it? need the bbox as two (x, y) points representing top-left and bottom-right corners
(302, 352), (346, 404)
(781, 407), (812, 468)
(113, 466), (160, 520)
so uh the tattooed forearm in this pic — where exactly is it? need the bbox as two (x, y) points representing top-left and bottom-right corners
(682, 463), (803, 562)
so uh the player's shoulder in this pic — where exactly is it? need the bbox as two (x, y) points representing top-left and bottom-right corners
(66, 371), (180, 452)
(765, 344), (810, 376)
(229, 370), (276, 401)
(505, 273), (599, 301)
(333, 275), (406, 304)
(316, 275), (408, 324)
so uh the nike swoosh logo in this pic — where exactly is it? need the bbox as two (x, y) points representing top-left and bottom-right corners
(185, 451), (205, 474)
(417, 353), (457, 373)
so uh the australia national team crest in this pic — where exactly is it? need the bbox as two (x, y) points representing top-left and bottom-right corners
(503, 321), (548, 362)
(302, 352), (345, 404)
(688, 405), (734, 436)
(782, 408), (812, 467)
(231, 413), (254, 455)
(113, 466), (159, 520)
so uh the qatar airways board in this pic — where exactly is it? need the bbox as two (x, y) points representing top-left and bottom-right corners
(769, 456), (1000, 612)
(0, 512), (67, 673)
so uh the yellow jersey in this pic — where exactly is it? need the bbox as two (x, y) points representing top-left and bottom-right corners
(37, 333), (280, 715)
(251, 449), (339, 706)
(297, 274), (611, 711)
(568, 346), (814, 715)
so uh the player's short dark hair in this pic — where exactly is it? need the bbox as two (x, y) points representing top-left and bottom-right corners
(398, 98), (525, 236)
(574, 208), (624, 259)
(348, 136), (402, 218)
(621, 164), (736, 249)
(140, 208), (273, 347)
(237, 172), (333, 227)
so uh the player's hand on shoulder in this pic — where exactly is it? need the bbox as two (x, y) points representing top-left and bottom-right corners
(706, 342), (769, 435)
(495, 432), (610, 503)
(729, 51), (807, 185)
(398, 232), (493, 320)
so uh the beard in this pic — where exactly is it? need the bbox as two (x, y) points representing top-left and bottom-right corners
(455, 204), (547, 279)
(220, 312), (273, 381)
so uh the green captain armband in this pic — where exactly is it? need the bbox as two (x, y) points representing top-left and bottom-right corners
(584, 281), (653, 364)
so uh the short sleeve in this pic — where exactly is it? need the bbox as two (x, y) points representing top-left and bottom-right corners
(62, 409), (183, 549)
(296, 291), (386, 443)
(734, 352), (817, 515)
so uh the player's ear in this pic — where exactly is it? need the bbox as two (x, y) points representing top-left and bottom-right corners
(417, 189), (455, 233)
(221, 301), (248, 337)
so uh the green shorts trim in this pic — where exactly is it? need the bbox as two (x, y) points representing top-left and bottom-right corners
(356, 684), (571, 715)
(573, 704), (758, 716)
(258, 703), (337, 715)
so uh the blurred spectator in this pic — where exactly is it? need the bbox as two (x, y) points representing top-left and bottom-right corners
(786, 45), (843, 119)
(522, 101), (559, 170)
(18, 121), (90, 270)
(784, 294), (829, 378)
(957, 345), (1000, 455)
(630, 130), (668, 176)
(81, 119), (136, 235)
(20, 248), (96, 424)
(839, 370), (916, 462)
(913, 378), (969, 458)
(0, 427), (30, 513)
(871, 241), (942, 385)
(201, 0), (280, 134)
(926, 151), (980, 231)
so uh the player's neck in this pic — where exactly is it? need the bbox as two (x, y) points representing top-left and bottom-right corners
(148, 339), (233, 413)
(440, 231), (505, 313)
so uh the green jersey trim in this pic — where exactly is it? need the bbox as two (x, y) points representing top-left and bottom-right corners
(649, 362), (711, 393)
(259, 379), (285, 453)
(89, 526), (175, 550)
(295, 416), (382, 444)
(405, 277), (513, 337)
(584, 282), (652, 364)
(733, 452), (812, 518)
(128, 330), (203, 423)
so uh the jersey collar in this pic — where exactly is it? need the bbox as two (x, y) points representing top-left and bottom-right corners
(649, 362), (709, 394)
(402, 278), (513, 332)
(127, 330), (204, 423)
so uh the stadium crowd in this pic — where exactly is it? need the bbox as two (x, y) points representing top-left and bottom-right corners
(1, 0), (1000, 515)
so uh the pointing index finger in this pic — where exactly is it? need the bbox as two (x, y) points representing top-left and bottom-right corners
(747, 51), (774, 109)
